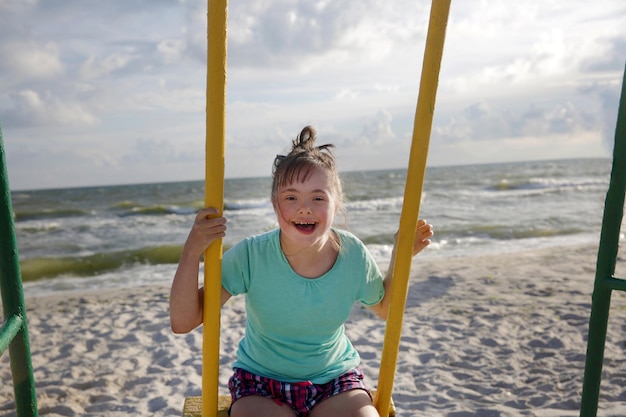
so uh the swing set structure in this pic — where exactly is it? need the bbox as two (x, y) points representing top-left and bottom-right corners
(182, 0), (451, 416)
(2, 2), (626, 417)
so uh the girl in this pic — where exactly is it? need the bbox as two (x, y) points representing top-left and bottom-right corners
(170, 126), (433, 417)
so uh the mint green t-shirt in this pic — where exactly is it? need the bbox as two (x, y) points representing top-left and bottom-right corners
(221, 228), (384, 384)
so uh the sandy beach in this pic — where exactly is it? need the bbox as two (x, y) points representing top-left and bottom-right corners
(2, 243), (626, 417)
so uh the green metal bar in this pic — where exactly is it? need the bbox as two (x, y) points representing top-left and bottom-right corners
(0, 314), (24, 353)
(605, 276), (626, 292)
(0, 122), (39, 417)
(579, 63), (626, 417)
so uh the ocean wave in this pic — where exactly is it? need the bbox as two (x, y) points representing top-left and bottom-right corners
(362, 233), (395, 245)
(444, 225), (585, 241)
(224, 199), (271, 211)
(14, 208), (89, 221)
(17, 222), (62, 233)
(110, 198), (272, 217)
(19, 244), (185, 281)
(360, 224), (584, 251)
(489, 177), (606, 193)
(115, 204), (198, 217)
(345, 197), (404, 212)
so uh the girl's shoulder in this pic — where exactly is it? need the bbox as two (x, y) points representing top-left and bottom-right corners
(333, 228), (367, 250)
(245, 228), (280, 244)
(226, 229), (280, 257)
(223, 229), (280, 262)
(333, 227), (356, 239)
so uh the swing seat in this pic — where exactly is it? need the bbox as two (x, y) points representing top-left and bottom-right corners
(182, 396), (231, 417)
(181, 391), (396, 416)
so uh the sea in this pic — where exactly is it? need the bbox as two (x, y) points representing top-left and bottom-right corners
(8, 158), (623, 297)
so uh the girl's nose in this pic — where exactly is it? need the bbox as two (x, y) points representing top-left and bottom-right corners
(298, 203), (312, 214)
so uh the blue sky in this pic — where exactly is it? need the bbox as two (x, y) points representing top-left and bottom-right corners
(1, 0), (625, 190)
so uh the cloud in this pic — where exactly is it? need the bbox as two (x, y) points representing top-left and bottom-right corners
(579, 80), (623, 153)
(80, 53), (136, 80)
(157, 39), (186, 64)
(4, 140), (116, 190)
(434, 99), (599, 145)
(582, 36), (626, 73)
(226, 0), (428, 70)
(357, 110), (396, 145)
(4, 90), (98, 128)
(0, 40), (63, 79)
(122, 137), (202, 165)
(1, 0), (625, 190)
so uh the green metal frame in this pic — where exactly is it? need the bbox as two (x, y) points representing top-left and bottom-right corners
(0, 123), (39, 416)
(579, 64), (626, 417)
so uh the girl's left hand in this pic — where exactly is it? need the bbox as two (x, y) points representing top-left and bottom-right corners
(395, 219), (433, 256)
(412, 219), (433, 256)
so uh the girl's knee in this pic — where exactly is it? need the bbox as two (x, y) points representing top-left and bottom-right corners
(310, 389), (379, 417)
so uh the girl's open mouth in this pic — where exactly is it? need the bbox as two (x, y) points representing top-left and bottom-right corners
(294, 221), (316, 232)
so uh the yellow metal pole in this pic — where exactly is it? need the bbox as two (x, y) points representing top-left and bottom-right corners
(203, 1), (227, 417)
(374, 1), (451, 415)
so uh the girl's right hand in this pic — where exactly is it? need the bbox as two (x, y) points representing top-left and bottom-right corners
(184, 207), (227, 258)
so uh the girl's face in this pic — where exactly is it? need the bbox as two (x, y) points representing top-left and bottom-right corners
(273, 166), (338, 249)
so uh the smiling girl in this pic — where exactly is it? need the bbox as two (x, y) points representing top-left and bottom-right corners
(170, 126), (433, 417)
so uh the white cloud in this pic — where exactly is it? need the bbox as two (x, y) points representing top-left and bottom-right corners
(429, 130), (606, 168)
(0, 0), (37, 14)
(157, 39), (186, 64)
(6, 90), (98, 127)
(358, 110), (396, 145)
(0, 0), (624, 190)
(0, 40), (63, 79)
(80, 52), (135, 80)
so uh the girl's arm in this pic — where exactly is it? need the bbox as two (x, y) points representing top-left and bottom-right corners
(369, 219), (433, 320)
(170, 207), (229, 334)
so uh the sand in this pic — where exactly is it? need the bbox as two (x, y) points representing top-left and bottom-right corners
(2, 244), (626, 417)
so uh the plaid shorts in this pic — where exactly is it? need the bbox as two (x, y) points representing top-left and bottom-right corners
(228, 367), (371, 417)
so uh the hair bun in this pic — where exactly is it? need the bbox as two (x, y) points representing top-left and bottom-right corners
(292, 126), (317, 151)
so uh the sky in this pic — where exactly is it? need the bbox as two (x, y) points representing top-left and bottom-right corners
(1, 0), (625, 190)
